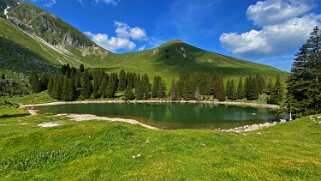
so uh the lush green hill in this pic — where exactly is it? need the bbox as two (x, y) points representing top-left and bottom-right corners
(0, 0), (288, 84)
(105, 40), (288, 84)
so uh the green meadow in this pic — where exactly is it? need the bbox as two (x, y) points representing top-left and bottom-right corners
(0, 102), (320, 180)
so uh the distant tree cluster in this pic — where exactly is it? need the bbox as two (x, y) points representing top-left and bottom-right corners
(169, 73), (282, 103)
(29, 64), (283, 103)
(0, 73), (28, 96)
(287, 26), (321, 118)
(29, 64), (166, 101)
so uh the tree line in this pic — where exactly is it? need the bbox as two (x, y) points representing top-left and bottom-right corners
(29, 64), (283, 103)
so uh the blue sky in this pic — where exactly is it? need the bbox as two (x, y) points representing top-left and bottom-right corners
(28, 0), (321, 72)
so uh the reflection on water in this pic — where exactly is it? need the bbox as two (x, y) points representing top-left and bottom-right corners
(36, 103), (280, 129)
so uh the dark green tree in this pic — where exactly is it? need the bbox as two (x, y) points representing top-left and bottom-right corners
(80, 71), (92, 99)
(118, 70), (127, 91)
(245, 76), (259, 100)
(29, 72), (42, 93)
(79, 64), (85, 73)
(287, 26), (321, 117)
(237, 78), (244, 99)
(123, 86), (135, 101)
(213, 76), (225, 101)
(268, 75), (283, 105)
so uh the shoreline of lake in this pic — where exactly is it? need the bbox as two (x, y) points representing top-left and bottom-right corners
(20, 100), (280, 109)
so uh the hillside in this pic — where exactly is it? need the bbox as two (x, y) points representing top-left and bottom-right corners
(0, 0), (288, 83)
(106, 40), (287, 83)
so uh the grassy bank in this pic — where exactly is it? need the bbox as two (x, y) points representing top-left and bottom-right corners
(0, 106), (320, 180)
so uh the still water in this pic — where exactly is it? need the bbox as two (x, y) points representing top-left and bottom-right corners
(36, 103), (279, 129)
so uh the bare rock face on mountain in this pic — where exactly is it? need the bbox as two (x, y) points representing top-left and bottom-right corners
(4, 1), (93, 49)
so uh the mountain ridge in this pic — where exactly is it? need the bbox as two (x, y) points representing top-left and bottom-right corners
(0, 0), (288, 85)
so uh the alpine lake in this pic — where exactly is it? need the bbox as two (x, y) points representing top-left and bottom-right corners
(34, 103), (282, 130)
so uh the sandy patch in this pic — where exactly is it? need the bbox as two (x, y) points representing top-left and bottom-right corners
(38, 122), (61, 128)
(56, 114), (159, 130)
(28, 109), (39, 116)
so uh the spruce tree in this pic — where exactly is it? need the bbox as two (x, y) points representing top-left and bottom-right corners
(152, 76), (160, 98)
(213, 76), (225, 101)
(29, 72), (42, 93)
(245, 76), (259, 100)
(47, 77), (54, 96)
(237, 78), (244, 99)
(123, 86), (135, 101)
(287, 26), (321, 117)
(53, 76), (63, 100)
(141, 74), (151, 99)
(135, 75), (144, 100)
(158, 80), (166, 98)
(169, 79), (179, 101)
(268, 75), (283, 105)
(118, 70), (127, 91)
(80, 71), (92, 99)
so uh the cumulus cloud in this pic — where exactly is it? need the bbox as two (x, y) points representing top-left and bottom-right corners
(220, 0), (321, 58)
(85, 21), (147, 52)
(94, 0), (120, 5)
(32, 0), (56, 7)
(85, 32), (136, 52)
(247, 0), (314, 26)
(114, 21), (147, 40)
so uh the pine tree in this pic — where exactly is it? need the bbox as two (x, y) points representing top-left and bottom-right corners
(47, 77), (54, 96)
(141, 74), (151, 99)
(245, 76), (259, 100)
(268, 75), (283, 105)
(99, 74), (108, 97)
(29, 72), (42, 93)
(169, 79), (179, 101)
(237, 78), (244, 99)
(135, 75), (144, 100)
(152, 76), (160, 98)
(287, 26), (321, 117)
(80, 71), (92, 99)
(194, 87), (201, 101)
(61, 76), (69, 101)
(266, 79), (273, 95)
(66, 78), (76, 101)
(123, 86), (135, 101)
(1, 73), (5, 80)
(118, 70), (127, 91)
(158, 80), (166, 98)
(213, 76), (225, 101)
(53, 76), (63, 100)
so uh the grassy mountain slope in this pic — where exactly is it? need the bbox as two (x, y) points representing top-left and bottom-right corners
(0, 0), (288, 84)
(0, 1), (112, 74)
(105, 40), (288, 84)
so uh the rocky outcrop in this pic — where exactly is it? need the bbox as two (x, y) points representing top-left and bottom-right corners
(6, 2), (94, 49)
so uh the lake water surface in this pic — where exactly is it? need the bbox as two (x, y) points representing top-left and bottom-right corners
(36, 103), (280, 129)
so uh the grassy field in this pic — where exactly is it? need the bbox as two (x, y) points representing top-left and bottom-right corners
(0, 105), (320, 180)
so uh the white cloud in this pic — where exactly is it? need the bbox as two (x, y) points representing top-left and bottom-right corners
(85, 21), (147, 52)
(85, 32), (135, 52)
(114, 21), (147, 40)
(32, 0), (56, 7)
(220, 0), (321, 58)
(247, 0), (313, 26)
(94, 0), (119, 5)
(130, 27), (147, 40)
(220, 14), (321, 57)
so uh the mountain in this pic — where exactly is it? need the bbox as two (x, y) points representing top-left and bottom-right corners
(0, 0), (287, 84)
